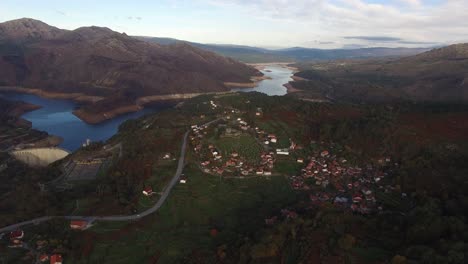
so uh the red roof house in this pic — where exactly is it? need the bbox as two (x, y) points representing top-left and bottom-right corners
(142, 186), (154, 196)
(39, 254), (49, 262)
(50, 254), (63, 264)
(70, 220), (89, 230)
(9, 230), (24, 240)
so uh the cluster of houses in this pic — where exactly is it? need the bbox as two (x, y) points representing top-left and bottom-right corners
(290, 149), (393, 214)
(190, 114), (283, 177)
(4, 229), (63, 263)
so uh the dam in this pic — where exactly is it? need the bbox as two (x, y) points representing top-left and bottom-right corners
(11, 147), (70, 167)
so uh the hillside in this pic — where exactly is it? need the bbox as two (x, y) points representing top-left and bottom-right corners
(138, 36), (430, 63)
(290, 44), (468, 103)
(0, 18), (261, 123)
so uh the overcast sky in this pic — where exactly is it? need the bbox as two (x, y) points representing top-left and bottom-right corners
(0, 0), (467, 48)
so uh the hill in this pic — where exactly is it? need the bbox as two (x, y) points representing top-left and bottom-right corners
(138, 36), (430, 63)
(0, 18), (261, 123)
(290, 44), (468, 103)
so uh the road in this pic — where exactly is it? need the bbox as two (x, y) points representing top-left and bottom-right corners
(0, 118), (219, 233)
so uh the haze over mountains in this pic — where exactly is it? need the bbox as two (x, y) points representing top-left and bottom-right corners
(138, 36), (431, 63)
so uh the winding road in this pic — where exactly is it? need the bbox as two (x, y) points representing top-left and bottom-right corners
(0, 119), (219, 234)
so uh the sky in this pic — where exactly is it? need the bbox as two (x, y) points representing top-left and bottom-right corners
(0, 0), (467, 49)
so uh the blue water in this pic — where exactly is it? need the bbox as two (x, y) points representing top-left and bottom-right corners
(0, 66), (291, 152)
(231, 65), (293, 96)
(0, 93), (172, 151)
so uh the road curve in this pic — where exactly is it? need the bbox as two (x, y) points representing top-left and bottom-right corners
(0, 129), (191, 233)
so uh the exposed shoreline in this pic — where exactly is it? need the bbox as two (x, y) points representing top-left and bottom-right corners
(0, 86), (104, 103)
(0, 64), (294, 124)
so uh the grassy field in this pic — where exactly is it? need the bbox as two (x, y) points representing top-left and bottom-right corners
(69, 164), (297, 263)
(214, 134), (263, 163)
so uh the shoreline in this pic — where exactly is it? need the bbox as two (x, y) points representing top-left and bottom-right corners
(0, 67), (290, 124)
(0, 86), (104, 103)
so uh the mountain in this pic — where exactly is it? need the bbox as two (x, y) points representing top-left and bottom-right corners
(138, 36), (431, 63)
(136, 36), (288, 63)
(290, 44), (468, 102)
(0, 18), (64, 41)
(0, 19), (261, 123)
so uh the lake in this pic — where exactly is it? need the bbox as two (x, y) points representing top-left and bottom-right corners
(230, 64), (294, 96)
(0, 93), (173, 151)
(1, 65), (293, 152)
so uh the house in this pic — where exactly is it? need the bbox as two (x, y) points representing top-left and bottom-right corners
(9, 230), (24, 241)
(276, 149), (290, 155)
(39, 254), (49, 262)
(264, 171), (272, 176)
(256, 169), (264, 175)
(142, 186), (154, 196)
(297, 158), (304, 163)
(320, 150), (330, 157)
(180, 179), (187, 184)
(50, 254), (63, 264)
(270, 137), (277, 143)
(70, 220), (89, 230)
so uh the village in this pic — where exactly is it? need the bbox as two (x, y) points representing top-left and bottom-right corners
(188, 98), (402, 217)
(1, 97), (405, 263)
(189, 102), (292, 179)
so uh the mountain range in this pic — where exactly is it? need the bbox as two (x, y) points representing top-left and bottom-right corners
(137, 36), (431, 63)
(291, 43), (468, 102)
(0, 18), (261, 123)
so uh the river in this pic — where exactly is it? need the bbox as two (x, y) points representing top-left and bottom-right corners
(231, 64), (294, 96)
(1, 65), (294, 152)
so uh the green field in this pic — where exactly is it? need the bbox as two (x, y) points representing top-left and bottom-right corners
(213, 134), (263, 163)
(70, 165), (297, 263)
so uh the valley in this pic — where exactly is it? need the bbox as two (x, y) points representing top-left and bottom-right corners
(1, 93), (467, 263)
(0, 8), (468, 264)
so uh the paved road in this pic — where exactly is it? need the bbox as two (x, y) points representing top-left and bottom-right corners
(0, 128), (192, 233)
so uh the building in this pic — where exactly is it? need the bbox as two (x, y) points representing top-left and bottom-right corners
(50, 254), (63, 264)
(142, 186), (154, 196)
(70, 220), (89, 230)
(39, 254), (49, 262)
(276, 149), (290, 155)
(9, 230), (24, 241)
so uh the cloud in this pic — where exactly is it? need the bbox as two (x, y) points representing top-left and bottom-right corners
(319, 41), (335, 45)
(203, 0), (468, 48)
(54, 10), (67, 16)
(342, 44), (368, 49)
(344, 36), (402, 42)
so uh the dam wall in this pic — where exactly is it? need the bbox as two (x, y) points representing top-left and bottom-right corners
(11, 147), (70, 167)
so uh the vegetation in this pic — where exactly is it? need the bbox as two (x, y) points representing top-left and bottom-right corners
(1, 93), (467, 263)
(291, 44), (468, 103)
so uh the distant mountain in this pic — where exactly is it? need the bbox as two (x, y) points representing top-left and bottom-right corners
(0, 18), (261, 123)
(291, 44), (468, 102)
(138, 36), (431, 63)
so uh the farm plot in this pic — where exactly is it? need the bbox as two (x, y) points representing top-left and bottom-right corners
(215, 134), (263, 163)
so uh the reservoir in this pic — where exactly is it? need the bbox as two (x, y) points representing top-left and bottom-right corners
(1, 65), (294, 152)
(0, 93), (172, 152)
(231, 64), (294, 96)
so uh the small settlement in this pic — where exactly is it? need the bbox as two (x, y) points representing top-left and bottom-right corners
(3, 228), (64, 263)
(189, 98), (401, 216)
(190, 108), (286, 178)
